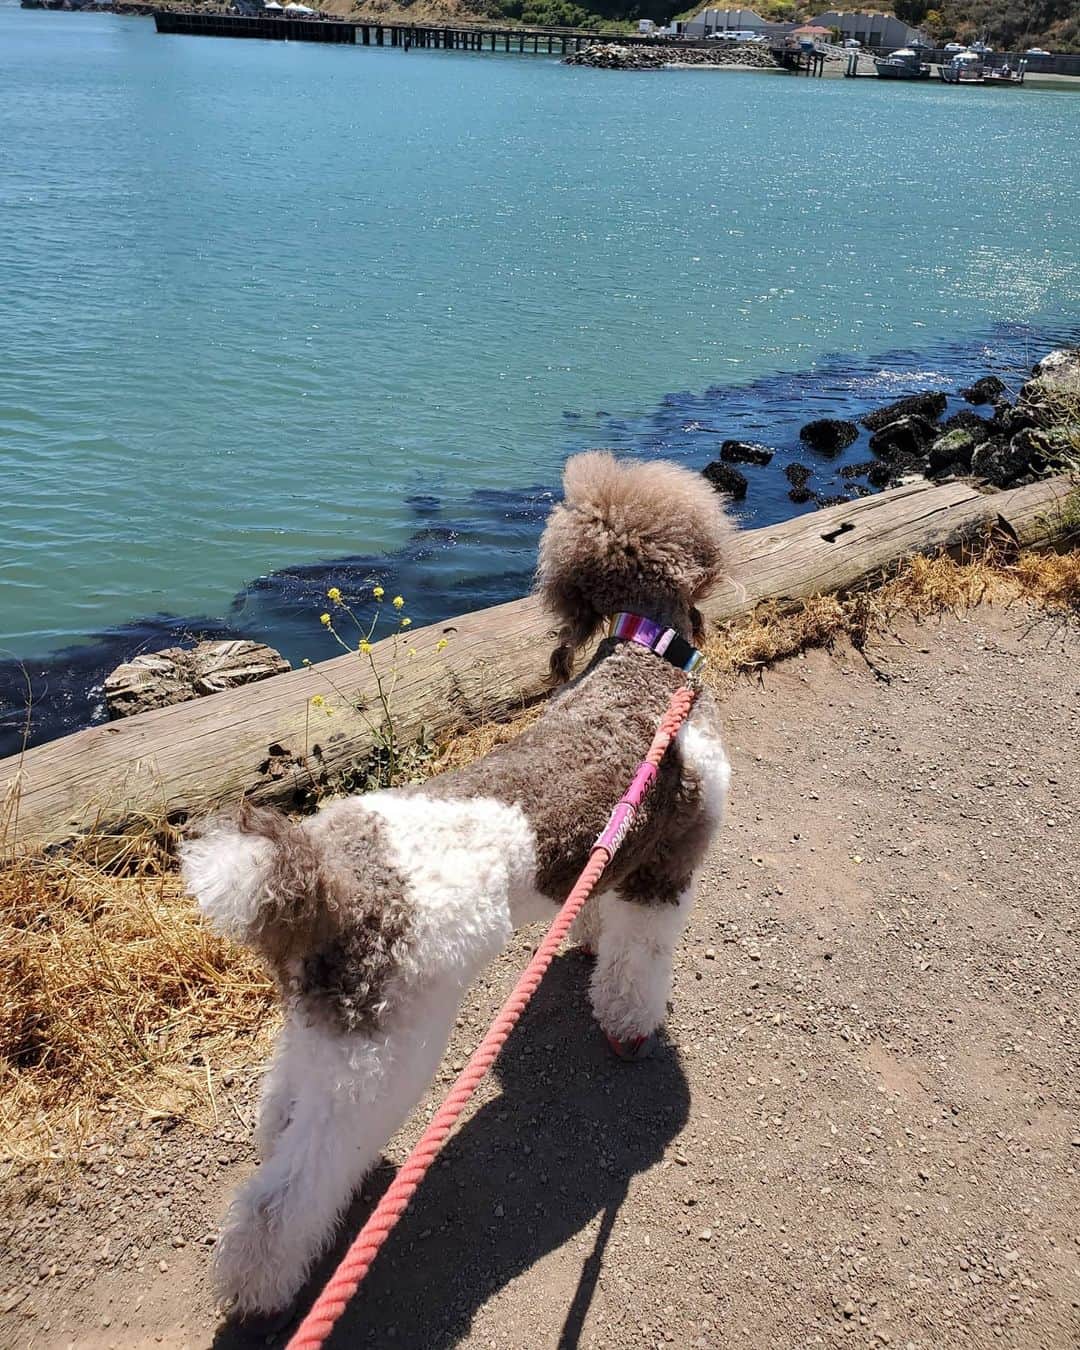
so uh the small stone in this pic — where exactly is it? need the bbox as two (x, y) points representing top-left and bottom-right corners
(704, 947), (716, 960)
(702, 461), (748, 500)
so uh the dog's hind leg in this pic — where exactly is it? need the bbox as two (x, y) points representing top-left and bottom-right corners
(214, 990), (462, 1317)
(254, 1022), (303, 1158)
(588, 886), (695, 1059)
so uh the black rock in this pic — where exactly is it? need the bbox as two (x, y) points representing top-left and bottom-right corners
(959, 375), (1006, 405)
(928, 428), (976, 472)
(702, 461), (748, 500)
(839, 460), (877, 480)
(866, 462), (892, 488)
(861, 392), (947, 432)
(784, 462), (813, 488)
(814, 494), (850, 508)
(787, 486), (814, 504)
(989, 402), (1037, 437)
(868, 414), (938, 462)
(798, 418), (859, 455)
(941, 409), (991, 437)
(970, 437), (1028, 488)
(719, 440), (775, 467)
(1009, 426), (1067, 475)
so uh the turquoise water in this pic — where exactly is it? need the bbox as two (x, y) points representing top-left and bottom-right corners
(1, 2), (1079, 747)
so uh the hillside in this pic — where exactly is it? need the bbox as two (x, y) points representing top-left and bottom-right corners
(341, 0), (1080, 51)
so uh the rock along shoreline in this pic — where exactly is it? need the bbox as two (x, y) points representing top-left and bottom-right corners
(701, 346), (1080, 511)
(564, 42), (789, 73)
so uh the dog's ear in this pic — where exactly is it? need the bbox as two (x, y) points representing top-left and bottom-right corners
(547, 613), (598, 683)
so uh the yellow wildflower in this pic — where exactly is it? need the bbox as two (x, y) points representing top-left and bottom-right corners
(320, 613), (331, 627)
(327, 586), (342, 604)
(310, 694), (325, 708)
(359, 640), (373, 655)
(372, 585), (385, 601)
(392, 595), (405, 610)
(436, 638), (449, 652)
(408, 647), (417, 658)
(400, 616), (412, 627)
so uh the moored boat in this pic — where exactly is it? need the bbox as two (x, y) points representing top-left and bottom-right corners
(873, 47), (931, 79)
(939, 50), (1027, 84)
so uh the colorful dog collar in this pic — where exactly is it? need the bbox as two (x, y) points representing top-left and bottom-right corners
(608, 612), (706, 674)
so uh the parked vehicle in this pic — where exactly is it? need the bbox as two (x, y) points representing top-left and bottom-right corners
(843, 38), (861, 48)
(1025, 47), (1051, 55)
(943, 41), (965, 51)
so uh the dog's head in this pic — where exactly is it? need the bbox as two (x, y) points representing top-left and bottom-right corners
(536, 451), (737, 682)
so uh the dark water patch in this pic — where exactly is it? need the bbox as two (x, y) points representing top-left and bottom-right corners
(3, 320), (1078, 758)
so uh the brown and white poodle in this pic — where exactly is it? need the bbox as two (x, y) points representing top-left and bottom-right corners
(181, 451), (735, 1316)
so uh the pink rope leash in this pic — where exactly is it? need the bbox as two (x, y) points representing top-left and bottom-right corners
(286, 685), (696, 1350)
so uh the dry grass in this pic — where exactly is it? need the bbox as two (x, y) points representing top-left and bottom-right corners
(703, 546), (1080, 687)
(1, 546), (1076, 1175)
(0, 835), (271, 1177)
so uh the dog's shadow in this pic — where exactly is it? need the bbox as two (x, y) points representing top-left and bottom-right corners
(213, 952), (690, 1350)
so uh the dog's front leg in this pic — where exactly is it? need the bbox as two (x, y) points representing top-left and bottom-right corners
(588, 887), (694, 1059)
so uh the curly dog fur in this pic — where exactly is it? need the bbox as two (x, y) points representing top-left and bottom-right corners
(180, 452), (735, 1316)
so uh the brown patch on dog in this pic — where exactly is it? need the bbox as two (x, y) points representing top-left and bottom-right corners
(425, 641), (720, 905)
(211, 801), (414, 1035)
(296, 802), (414, 1035)
(213, 801), (342, 969)
(536, 452), (737, 682)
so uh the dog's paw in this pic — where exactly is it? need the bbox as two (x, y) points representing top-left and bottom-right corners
(605, 1031), (655, 1061)
(213, 1202), (307, 1319)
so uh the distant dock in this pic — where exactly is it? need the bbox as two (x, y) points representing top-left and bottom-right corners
(153, 10), (666, 54)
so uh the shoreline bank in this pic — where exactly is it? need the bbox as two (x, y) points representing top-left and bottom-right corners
(2, 330), (1078, 761)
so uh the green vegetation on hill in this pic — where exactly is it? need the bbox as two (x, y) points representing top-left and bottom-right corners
(482, 0), (662, 24)
(670, 0), (1080, 50)
(469, 0), (1080, 49)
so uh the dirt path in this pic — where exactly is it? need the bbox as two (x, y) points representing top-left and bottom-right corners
(2, 603), (1077, 1350)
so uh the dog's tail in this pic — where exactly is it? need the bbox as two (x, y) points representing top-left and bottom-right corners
(180, 801), (336, 960)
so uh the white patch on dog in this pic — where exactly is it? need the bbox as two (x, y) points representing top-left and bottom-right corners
(179, 827), (275, 941)
(589, 886), (695, 1042)
(361, 793), (551, 978)
(679, 718), (731, 826)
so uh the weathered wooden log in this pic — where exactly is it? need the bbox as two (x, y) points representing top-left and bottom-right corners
(2, 476), (1076, 853)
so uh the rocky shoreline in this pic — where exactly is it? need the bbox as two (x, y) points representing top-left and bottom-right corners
(564, 42), (787, 72)
(702, 347), (1080, 509)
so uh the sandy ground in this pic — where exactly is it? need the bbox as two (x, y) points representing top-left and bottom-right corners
(2, 602), (1078, 1350)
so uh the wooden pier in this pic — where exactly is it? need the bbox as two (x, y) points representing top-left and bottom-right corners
(769, 44), (826, 76)
(153, 10), (662, 54)
(155, 9), (355, 40)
